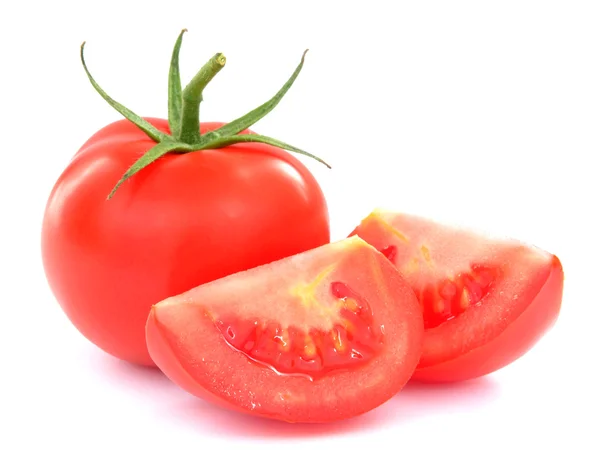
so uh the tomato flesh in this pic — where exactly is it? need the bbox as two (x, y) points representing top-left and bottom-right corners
(351, 210), (564, 382)
(381, 240), (499, 329)
(215, 281), (384, 380)
(146, 236), (424, 422)
(417, 262), (496, 329)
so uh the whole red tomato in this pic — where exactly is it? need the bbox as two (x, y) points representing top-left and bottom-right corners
(41, 32), (330, 366)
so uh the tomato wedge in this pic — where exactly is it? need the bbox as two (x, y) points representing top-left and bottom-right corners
(350, 210), (564, 383)
(146, 236), (423, 423)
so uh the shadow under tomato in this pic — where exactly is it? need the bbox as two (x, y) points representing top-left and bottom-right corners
(92, 351), (501, 438)
(161, 376), (500, 438)
(167, 395), (400, 438)
(89, 350), (176, 393)
(393, 377), (502, 417)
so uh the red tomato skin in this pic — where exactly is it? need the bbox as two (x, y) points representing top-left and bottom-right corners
(413, 255), (564, 382)
(145, 308), (249, 414)
(41, 118), (329, 366)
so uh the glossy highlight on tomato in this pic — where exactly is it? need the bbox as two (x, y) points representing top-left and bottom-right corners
(351, 209), (564, 382)
(146, 236), (424, 422)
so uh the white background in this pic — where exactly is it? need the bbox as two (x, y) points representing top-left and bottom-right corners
(1, 1), (598, 458)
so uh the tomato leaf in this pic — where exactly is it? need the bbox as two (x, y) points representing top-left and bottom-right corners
(80, 43), (170, 144)
(193, 133), (331, 169)
(107, 141), (191, 200)
(168, 29), (187, 138)
(203, 50), (309, 141)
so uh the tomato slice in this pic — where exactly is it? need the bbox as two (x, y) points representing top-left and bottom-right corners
(146, 236), (423, 422)
(350, 210), (564, 382)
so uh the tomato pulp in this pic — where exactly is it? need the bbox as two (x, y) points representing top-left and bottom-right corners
(146, 236), (424, 422)
(351, 210), (564, 382)
(41, 119), (329, 366)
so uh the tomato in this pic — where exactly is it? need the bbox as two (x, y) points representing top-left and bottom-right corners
(146, 236), (424, 423)
(42, 34), (331, 366)
(41, 119), (329, 366)
(350, 210), (564, 382)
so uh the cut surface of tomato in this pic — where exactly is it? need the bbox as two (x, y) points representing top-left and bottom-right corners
(350, 209), (564, 382)
(146, 236), (423, 423)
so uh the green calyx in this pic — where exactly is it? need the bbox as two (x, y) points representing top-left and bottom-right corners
(80, 29), (331, 200)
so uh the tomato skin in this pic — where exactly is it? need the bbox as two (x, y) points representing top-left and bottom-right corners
(41, 118), (329, 366)
(145, 308), (256, 415)
(412, 256), (563, 382)
(145, 237), (424, 423)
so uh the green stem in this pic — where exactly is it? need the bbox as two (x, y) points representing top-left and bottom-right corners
(107, 141), (191, 199)
(168, 29), (187, 136)
(192, 133), (331, 168)
(205, 50), (309, 141)
(178, 53), (226, 144)
(81, 35), (330, 200)
(80, 42), (169, 143)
